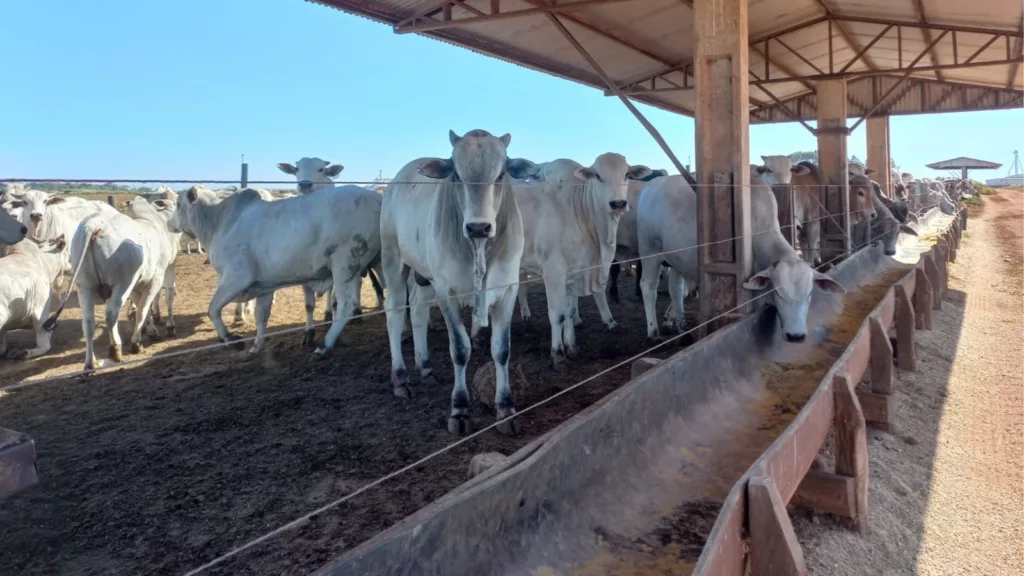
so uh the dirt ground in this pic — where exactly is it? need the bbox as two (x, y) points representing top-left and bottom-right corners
(0, 247), (694, 576)
(794, 189), (1024, 575)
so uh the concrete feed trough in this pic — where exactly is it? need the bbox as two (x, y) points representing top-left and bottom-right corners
(315, 212), (961, 575)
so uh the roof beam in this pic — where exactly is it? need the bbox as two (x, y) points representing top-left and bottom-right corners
(545, 12), (688, 174)
(1008, 23), (1023, 88)
(815, 1), (880, 71)
(394, 0), (634, 34)
(910, 0), (945, 81)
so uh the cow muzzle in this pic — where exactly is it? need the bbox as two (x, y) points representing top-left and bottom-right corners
(298, 181), (313, 193)
(609, 200), (628, 211)
(465, 222), (492, 239)
(784, 332), (806, 343)
(30, 213), (42, 224)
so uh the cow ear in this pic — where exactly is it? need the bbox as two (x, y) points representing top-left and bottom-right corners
(899, 223), (918, 236)
(791, 164), (810, 175)
(812, 271), (847, 294)
(186, 186), (200, 204)
(742, 267), (774, 291)
(9, 200), (25, 209)
(757, 166), (772, 175)
(627, 165), (654, 181)
(449, 129), (461, 147)
(506, 158), (540, 180)
(864, 168), (877, 175)
(46, 196), (66, 206)
(418, 158), (455, 180)
(277, 162), (298, 175)
(325, 164), (344, 177)
(575, 167), (599, 181)
(499, 133), (511, 148)
(152, 199), (171, 210)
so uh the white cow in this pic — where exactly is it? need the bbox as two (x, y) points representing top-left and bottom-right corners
(149, 185), (204, 254)
(637, 172), (847, 342)
(380, 129), (539, 436)
(5, 188), (118, 243)
(169, 184), (383, 357)
(0, 199), (28, 246)
(63, 196), (181, 369)
(607, 169), (670, 304)
(277, 157), (385, 323)
(125, 196), (181, 338)
(854, 183), (919, 256)
(0, 236), (70, 359)
(512, 154), (653, 368)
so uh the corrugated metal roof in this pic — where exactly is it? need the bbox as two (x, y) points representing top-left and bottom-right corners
(307, 0), (1022, 122)
(926, 156), (1002, 169)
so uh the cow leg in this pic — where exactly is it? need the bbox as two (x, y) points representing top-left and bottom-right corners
(437, 296), (472, 436)
(105, 286), (130, 363)
(608, 261), (620, 304)
(592, 290), (616, 330)
(197, 241), (204, 255)
(151, 289), (163, 326)
(129, 288), (158, 354)
(543, 276), (570, 371)
(232, 301), (246, 325)
(80, 289), (99, 370)
(639, 256), (662, 340)
(563, 295), (579, 359)
(302, 286), (317, 347)
(208, 276), (249, 351)
(570, 295), (583, 326)
(0, 329), (7, 357)
(323, 286), (335, 323)
(803, 219), (822, 266)
(384, 263), (412, 398)
(490, 284), (520, 436)
(347, 280), (364, 324)
(517, 273), (531, 321)
(249, 293), (275, 355)
(162, 268), (177, 337)
(634, 260), (643, 298)
(666, 268), (687, 332)
(410, 283), (435, 382)
(315, 272), (359, 358)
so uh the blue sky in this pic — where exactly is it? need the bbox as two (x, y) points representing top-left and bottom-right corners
(2, 0), (1021, 184)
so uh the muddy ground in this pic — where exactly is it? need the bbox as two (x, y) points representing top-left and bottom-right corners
(0, 248), (693, 576)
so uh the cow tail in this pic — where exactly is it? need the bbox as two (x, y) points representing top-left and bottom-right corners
(366, 266), (385, 304)
(42, 225), (102, 332)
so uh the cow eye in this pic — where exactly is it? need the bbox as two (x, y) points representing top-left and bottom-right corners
(495, 171), (506, 183)
(318, 168), (324, 173)
(858, 190), (865, 197)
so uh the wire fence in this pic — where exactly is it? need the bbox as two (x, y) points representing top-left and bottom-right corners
(177, 216), (940, 576)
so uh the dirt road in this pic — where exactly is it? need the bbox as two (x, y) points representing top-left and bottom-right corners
(795, 189), (1024, 574)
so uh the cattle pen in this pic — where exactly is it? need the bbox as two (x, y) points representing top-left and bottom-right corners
(1, 0), (1022, 575)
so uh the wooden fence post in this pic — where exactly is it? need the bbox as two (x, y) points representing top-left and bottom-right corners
(749, 476), (807, 576)
(925, 250), (943, 311)
(858, 315), (894, 430)
(834, 374), (869, 534)
(914, 266), (933, 331)
(894, 283), (916, 371)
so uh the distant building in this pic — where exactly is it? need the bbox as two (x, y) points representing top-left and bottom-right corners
(985, 151), (1024, 187)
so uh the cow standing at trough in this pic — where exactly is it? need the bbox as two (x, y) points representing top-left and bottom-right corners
(277, 157), (385, 323)
(637, 170), (848, 342)
(0, 235), (70, 359)
(380, 129), (539, 436)
(854, 181), (918, 256)
(169, 183), (383, 357)
(756, 156), (878, 266)
(61, 197), (180, 369)
(513, 154), (653, 368)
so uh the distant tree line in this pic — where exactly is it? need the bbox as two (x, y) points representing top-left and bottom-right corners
(786, 151), (898, 170)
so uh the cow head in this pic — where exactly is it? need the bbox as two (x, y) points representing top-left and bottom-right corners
(166, 185), (206, 235)
(757, 155), (811, 185)
(6, 189), (67, 240)
(848, 164), (877, 177)
(0, 199), (28, 245)
(277, 157), (343, 194)
(418, 129), (538, 241)
(743, 258), (847, 343)
(574, 153), (653, 215)
(847, 173), (878, 223)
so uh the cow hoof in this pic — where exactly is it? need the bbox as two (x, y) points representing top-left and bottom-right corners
(648, 333), (663, 343)
(448, 414), (472, 436)
(495, 408), (521, 436)
(419, 366), (440, 384)
(552, 355), (569, 372)
(565, 345), (580, 358)
(109, 345), (123, 363)
(605, 320), (618, 331)
(393, 384), (413, 399)
(302, 329), (317, 348)
(232, 318), (245, 327)
(130, 342), (143, 355)
(312, 348), (328, 361)
(8, 349), (29, 360)
(221, 334), (245, 351)
(166, 326), (176, 337)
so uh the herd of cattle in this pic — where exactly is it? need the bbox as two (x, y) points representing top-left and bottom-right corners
(0, 129), (961, 435)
